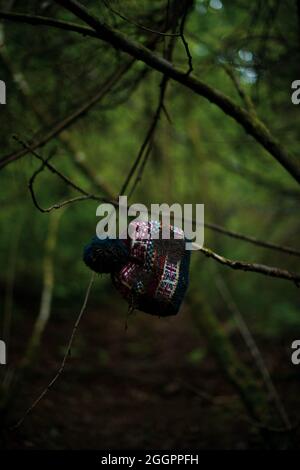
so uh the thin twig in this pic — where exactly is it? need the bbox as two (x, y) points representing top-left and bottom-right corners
(20, 141), (300, 281)
(102, 0), (180, 37)
(125, 22), (176, 198)
(194, 244), (300, 286)
(31, 172), (300, 285)
(126, 75), (170, 197)
(0, 40), (126, 200)
(297, 0), (300, 56)
(31, 191), (94, 213)
(204, 221), (300, 257)
(179, 4), (193, 75)
(0, 62), (134, 169)
(128, 139), (153, 199)
(120, 76), (168, 195)
(224, 64), (256, 115)
(53, 0), (300, 184)
(209, 154), (300, 200)
(14, 136), (104, 205)
(10, 273), (95, 430)
(0, 10), (99, 37)
(14, 143), (300, 284)
(20, 137), (300, 260)
(2, 4), (300, 182)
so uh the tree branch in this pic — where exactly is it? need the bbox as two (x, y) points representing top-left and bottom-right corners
(14, 136), (105, 204)
(18, 138), (300, 285)
(0, 10), (99, 37)
(101, 0), (180, 37)
(52, 0), (300, 184)
(17, 133), (300, 261)
(195, 245), (300, 286)
(179, 2), (193, 75)
(204, 221), (300, 257)
(0, 61), (133, 169)
(2, 4), (299, 182)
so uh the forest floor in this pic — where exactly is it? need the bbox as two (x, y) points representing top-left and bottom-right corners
(1, 293), (300, 450)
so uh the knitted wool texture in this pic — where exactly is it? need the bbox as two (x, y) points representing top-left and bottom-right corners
(83, 220), (190, 316)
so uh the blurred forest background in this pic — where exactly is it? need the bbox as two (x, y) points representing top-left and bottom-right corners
(0, 0), (299, 450)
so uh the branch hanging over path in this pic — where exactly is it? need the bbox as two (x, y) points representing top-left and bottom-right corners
(48, 0), (300, 184)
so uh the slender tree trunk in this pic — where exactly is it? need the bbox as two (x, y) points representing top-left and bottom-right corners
(0, 211), (62, 422)
(22, 210), (62, 366)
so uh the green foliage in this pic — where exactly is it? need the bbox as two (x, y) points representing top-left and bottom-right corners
(0, 0), (299, 339)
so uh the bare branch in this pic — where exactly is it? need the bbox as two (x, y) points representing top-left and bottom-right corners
(210, 154), (300, 200)
(0, 42), (119, 199)
(223, 64), (256, 115)
(124, 76), (170, 197)
(125, 16), (178, 198)
(120, 77), (168, 195)
(179, 3), (193, 75)
(0, 61), (134, 169)
(102, 0), (180, 37)
(204, 221), (300, 257)
(18, 136), (300, 259)
(297, 0), (300, 53)
(14, 136), (105, 210)
(128, 139), (153, 199)
(12, 135), (300, 288)
(0, 10), (99, 37)
(2, 4), (299, 182)
(195, 245), (300, 286)
(22, 143), (300, 285)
